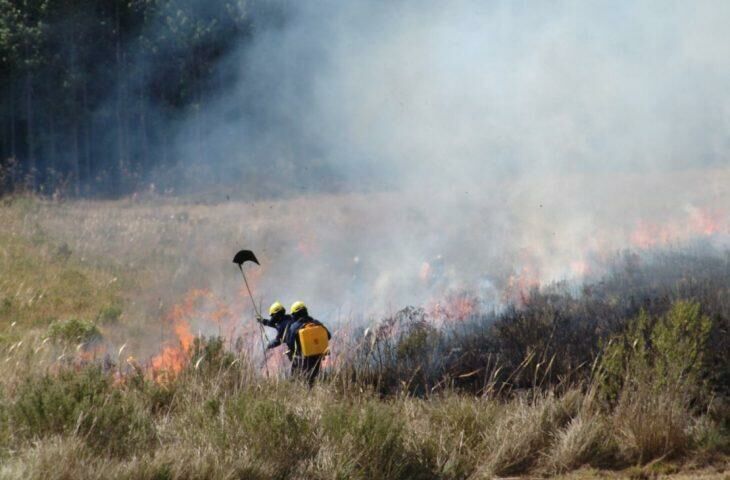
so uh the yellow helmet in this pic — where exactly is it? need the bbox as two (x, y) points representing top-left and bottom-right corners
(290, 301), (307, 315)
(269, 301), (285, 316)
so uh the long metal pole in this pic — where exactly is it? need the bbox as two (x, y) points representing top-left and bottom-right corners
(238, 265), (269, 377)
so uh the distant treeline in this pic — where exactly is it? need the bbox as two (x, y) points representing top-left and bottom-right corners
(0, 0), (264, 197)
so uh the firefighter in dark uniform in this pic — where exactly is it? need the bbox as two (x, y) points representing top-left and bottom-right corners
(285, 301), (331, 384)
(256, 301), (294, 350)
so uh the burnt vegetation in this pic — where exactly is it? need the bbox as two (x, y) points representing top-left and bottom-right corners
(2, 245), (728, 478)
(1, 1), (729, 476)
(342, 249), (730, 399)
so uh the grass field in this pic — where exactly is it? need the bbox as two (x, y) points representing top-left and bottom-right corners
(0, 194), (728, 479)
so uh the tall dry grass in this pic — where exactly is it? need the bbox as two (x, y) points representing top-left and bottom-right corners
(1, 196), (729, 479)
(0, 330), (727, 479)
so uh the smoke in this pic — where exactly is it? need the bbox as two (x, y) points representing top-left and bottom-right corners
(179, 0), (730, 185)
(163, 0), (730, 318)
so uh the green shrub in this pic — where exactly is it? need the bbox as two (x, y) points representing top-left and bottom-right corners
(688, 416), (730, 456)
(189, 336), (236, 376)
(10, 366), (156, 457)
(598, 301), (712, 405)
(651, 300), (711, 391)
(97, 304), (123, 325)
(144, 382), (178, 415)
(597, 310), (652, 404)
(47, 318), (101, 345)
(595, 301), (713, 463)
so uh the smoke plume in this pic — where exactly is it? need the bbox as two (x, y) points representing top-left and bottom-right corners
(163, 0), (730, 317)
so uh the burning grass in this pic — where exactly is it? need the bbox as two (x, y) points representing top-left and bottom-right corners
(0, 194), (729, 478)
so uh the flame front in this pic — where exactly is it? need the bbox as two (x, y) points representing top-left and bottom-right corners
(148, 289), (210, 381)
(630, 207), (727, 250)
(129, 205), (729, 385)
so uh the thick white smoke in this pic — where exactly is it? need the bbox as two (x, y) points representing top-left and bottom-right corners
(173, 0), (730, 319)
(196, 0), (730, 181)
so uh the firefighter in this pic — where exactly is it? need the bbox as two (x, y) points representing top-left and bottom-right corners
(256, 301), (293, 350)
(285, 301), (331, 384)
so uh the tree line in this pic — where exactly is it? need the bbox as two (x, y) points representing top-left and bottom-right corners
(0, 0), (258, 197)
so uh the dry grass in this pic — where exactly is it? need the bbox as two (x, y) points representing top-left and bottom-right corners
(0, 337), (727, 479)
(0, 195), (728, 479)
(614, 388), (691, 463)
(0, 204), (121, 333)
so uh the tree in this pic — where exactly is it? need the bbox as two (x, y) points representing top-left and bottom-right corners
(0, 0), (255, 196)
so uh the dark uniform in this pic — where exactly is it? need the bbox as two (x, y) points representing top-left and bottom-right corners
(284, 315), (331, 384)
(260, 314), (294, 350)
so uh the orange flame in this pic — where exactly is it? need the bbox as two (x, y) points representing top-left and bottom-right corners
(428, 294), (478, 326)
(570, 259), (590, 277)
(148, 289), (212, 381)
(629, 207), (728, 250)
(689, 208), (722, 236)
(503, 264), (540, 305)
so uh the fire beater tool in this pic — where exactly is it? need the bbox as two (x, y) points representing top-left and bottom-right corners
(232, 249), (269, 375)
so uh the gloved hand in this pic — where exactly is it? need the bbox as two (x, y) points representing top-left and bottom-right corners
(255, 315), (264, 324)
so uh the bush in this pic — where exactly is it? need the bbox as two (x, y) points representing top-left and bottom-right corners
(97, 304), (123, 325)
(652, 301), (711, 391)
(343, 251), (729, 398)
(10, 366), (156, 457)
(351, 307), (448, 396)
(47, 318), (101, 345)
(688, 415), (730, 457)
(594, 301), (714, 463)
(598, 301), (712, 406)
(189, 336), (236, 377)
